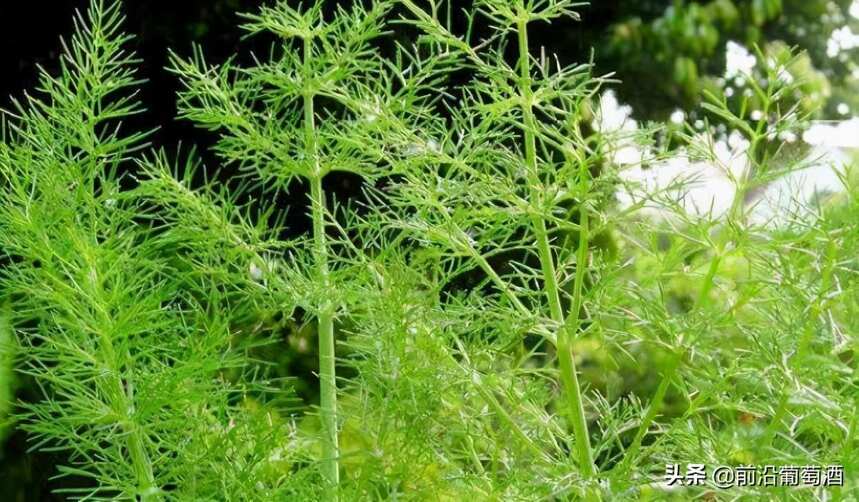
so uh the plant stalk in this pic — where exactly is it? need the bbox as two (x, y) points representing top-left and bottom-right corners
(562, 179), (597, 478)
(312, 175), (339, 499)
(118, 378), (160, 501)
(95, 315), (159, 500)
(617, 168), (747, 472)
(516, 6), (595, 478)
(615, 352), (680, 474)
(304, 35), (339, 500)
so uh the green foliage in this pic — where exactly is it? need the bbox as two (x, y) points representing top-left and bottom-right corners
(1, 0), (857, 500)
(0, 304), (14, 440)
(166, 0), (452, 497)
(0, 2), (302, 499)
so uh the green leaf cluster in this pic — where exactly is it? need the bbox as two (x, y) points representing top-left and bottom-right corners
(0, 1), (857, 500)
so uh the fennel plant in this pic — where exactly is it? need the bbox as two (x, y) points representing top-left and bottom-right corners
(0, 0), (857, 500)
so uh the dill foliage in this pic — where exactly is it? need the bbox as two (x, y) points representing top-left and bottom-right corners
(0, 0), (857, 500)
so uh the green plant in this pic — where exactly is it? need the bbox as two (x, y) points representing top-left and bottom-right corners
(166, 1), (432, 497)
(0, 2), (303, 499)
(1, 0), (857, 500)
(392, 0), (608, 481)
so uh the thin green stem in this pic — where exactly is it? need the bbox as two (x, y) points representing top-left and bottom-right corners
(474, 383), (550, 460)
(115, 376), (159, 501)
(470, 249), (531, 319)
(617, 156), (751, 473)
(696, 252), (722, 309)
(760, 392), (789, 446)
(91, 281), (159, 500)
(304, 35), (339, 500)
(313, 175), (339, 499)
(561, 185), (597, 478)
(516, 6), (595, 478)
(615, 228), (723, 473)
(615, 353), (680, 474)
(760, 199), (832, 449)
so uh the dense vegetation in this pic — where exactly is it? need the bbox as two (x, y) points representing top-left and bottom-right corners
(0, 0), (857, 500)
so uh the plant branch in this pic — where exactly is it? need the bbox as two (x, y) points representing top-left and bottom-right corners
(515, 5), (595, 478)
(303, 34), (339, 500)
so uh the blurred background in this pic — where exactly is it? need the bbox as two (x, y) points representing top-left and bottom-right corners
(1, 0), (857, 499)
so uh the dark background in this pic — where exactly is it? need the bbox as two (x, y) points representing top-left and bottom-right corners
(2, 0), (267, 168)
(2, 0), (852, 161)
(0, 1), (676, 161)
